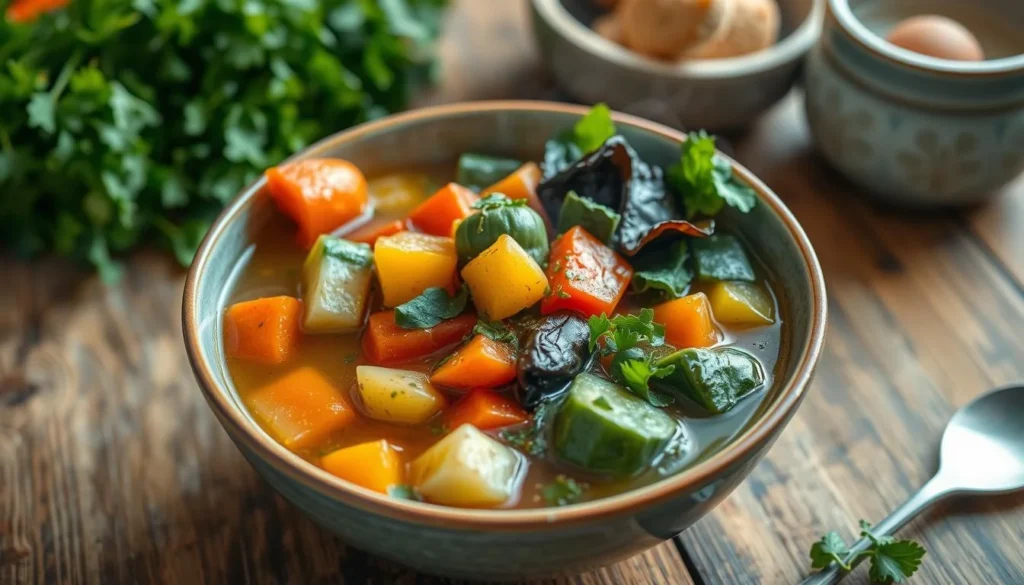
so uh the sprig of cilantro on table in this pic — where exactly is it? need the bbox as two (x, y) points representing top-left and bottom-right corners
(809, 520), (926, 584)
(667, 131), (757, 219)
(0, 0), (447, 279)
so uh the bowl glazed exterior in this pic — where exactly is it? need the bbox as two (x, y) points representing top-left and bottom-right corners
(183, 102), (827, 580)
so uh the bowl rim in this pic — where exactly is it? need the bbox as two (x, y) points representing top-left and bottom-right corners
(530, 0), (824, 79)
(183, 100), (828, 530)
(829, 0), (1024, 77)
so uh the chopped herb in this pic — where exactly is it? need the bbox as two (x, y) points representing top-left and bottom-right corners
(667, 131), (757, 219)
(471, 319), (519, 347)
(552, 260), (563, 273)
(390, 391), (398, 398)
(472, 193), (527, 210)
(572, 103), (616, 153)
(809, 521), (926, 584)
(394, 285), (469, 329)
(541, 475), (586, 506)
(557, 290), (571, 299)
(617, 356), (675, 407)
(587, 309), (665, 354)
(388, 485), (422, 502)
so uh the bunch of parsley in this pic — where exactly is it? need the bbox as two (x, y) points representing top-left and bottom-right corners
(0, 0), (447, 279)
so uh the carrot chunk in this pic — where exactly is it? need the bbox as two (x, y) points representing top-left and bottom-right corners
(246, 366), (355, 450)
(321, 440), (403, 494)
(481, 162), (549, 226)
(653, 292), (719, 349)
(265, 159), (369, 248)
(430, 335), (517, 390)
(541, 226), (633, 318)
(362, 311), (477, 365)
(345, 220), (407, 246)
(407, 182), (478, 237)
(224, 296), (302, 364)
(445, 390), (529, 431)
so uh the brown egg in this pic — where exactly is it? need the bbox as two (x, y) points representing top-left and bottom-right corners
(886, 15), (985, 61)
(620, 0), (730, 59)
(683, 0), (779, 59)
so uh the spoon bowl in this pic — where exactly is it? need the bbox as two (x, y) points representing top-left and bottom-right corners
(940, 384), (1024, 494)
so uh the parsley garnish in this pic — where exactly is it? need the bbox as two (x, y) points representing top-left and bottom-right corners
(587, 310), (673, 407)
(809, 521), (926, 584)
(667, 131), (756, 219)
(394, 285), (469, 329)
(471, 319), (518, 347)
(541, 475), (586, 506)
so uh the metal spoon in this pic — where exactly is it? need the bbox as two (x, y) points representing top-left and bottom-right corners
(800, 384), (1024, 585)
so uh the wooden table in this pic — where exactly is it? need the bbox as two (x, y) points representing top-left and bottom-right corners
(3, 2), (1023, 583)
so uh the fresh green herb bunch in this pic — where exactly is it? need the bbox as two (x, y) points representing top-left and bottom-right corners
(0, 0), (447, 279)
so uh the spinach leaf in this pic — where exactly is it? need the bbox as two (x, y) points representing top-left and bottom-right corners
(631, 240), (692, 299)
(395, 285), (469, 329)
(557, 190), (621, 243)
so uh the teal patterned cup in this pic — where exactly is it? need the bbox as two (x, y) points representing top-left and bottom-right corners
(183, 102), (827, 581)
(805, 0), (1024, 206)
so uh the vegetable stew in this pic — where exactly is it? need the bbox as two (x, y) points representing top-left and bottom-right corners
(223, 105), (785, 509)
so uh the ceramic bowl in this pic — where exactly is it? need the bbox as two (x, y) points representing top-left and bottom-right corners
(529, 0), (824, 131)
(805, 0), (1024, 206)
(182, 102), (827, 581)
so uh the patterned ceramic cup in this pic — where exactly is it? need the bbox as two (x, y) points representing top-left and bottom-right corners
(805, 0), (1024, 206)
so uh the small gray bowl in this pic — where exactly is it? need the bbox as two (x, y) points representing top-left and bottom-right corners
(530, 0), (824, 131)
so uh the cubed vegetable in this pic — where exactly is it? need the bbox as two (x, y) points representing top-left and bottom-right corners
(321, 440), (402, 494)
(553, 373), (676, 476)
(541, 226), (632, 318)
(462, 235), (548, 320)
(691, 234), (756, 282)
(362, 311), (476, 365)
(301, 236), (374, 333)
(355, 366), (446, 425)
(481, 162), (549, 225)
(224, 296), (302, 364)
(375, 232), (458, 307)
(708, 281), (775, 326)
(557, 191), (620, 244)
(445, 390), (529, 431)
(431, 335), (518, 390)
(407, 182), (478, 237)
(265, 159), (369, 248)
(456, 153), (523, 191)
(653, 292), (718, 349)
(409, 424), (524, 507)
(344, 219), (406, 246)
(454, 195), (549, 266)
(654, 348), (765, 414)
(367, 173), (430, 215)
(246, 366), (355, 450)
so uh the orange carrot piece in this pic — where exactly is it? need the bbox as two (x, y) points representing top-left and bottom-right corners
(5, 0), (67, 22)
(653, 292), (719, 349)
(445, 390), (529, 431)
(264, 159), (369, 248)
(541, 226), (633, 317)
(321, 440), (403, 494)
(345, 220), (406, 246)
(246, 366), (355, 450)
(481, 163), (550, 227)
(407, 182), (478, 237)
(430, 335), (517, 390)
(224, 296), (303, 364)
(362, 311), (477, 365)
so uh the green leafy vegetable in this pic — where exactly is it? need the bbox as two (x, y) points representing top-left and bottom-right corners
(631, 240), (692, 299)
(0, 0), (448, 278)
(541, 475), (585, 506)
(588, 309), (666, 354)
(617, 355), (675, 407)
(589, 310), (673, 407)
(572, 103), (616, 153)
(455, 153), (522, 191)
(557, 190), (621, 244)
(809, 521), (926, 584)
(395, 285), (469, 329)
(472, 319), (518, 347)
(667, 131), (757, 219)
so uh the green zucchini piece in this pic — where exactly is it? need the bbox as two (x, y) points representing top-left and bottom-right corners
(455, 153), (523, 191)
(301, 235), (374, 333)
(691, 234), (755, 282)
(557, 190), (621, 244)
(654, 347), (764, 415)
(553, 373), (676, 476)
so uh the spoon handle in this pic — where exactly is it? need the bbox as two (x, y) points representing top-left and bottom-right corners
(798, 476), (954, 585)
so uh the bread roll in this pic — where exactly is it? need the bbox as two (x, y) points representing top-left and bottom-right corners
(593, 13), (626, 45)
(620, 0), (730, 59)
(683, 0), (779, 59)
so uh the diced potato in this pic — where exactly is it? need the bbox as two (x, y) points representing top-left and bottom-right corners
(653, 292), (719, 349)
(246, 366), (355, 450)
(301, 235), (374, 333)
(321, 439), (403, 494)
(409, 424), (524, 507)
(461, 234), (548, 320)
(355, 366), (446, 424)
(367, 173), (430, 215)
(374, 232), (458, 307)
(708, 281), (775, 326)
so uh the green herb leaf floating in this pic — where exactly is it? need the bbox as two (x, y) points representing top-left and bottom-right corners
(541, 475), (585, 506)
(395, 285), (469, 329)
(571, 102), (616, 153)
(0, 0), (448, 278)
(667, 131), (757, 219)
(808, 521), (926, 584)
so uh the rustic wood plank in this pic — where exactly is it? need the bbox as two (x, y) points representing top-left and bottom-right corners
(676, 94), (1024, 584)
(965, 176), (1024, 290)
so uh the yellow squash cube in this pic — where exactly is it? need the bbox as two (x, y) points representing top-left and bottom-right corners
(355, 366), (446, 425)
(374, 232), (458, 307)
(409, 424), (523, 507)
(461, 234), (548, 320)
(708, 281), (775, 326)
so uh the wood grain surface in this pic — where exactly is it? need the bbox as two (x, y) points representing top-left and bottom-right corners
(2, 1), (1023, 584)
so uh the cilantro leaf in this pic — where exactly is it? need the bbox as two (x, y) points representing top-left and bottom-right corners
(572, 103), (616, 153)
(591, 308), (665, 353)
(395, 286), (469, 329)
(541, 475), (585, 506)
(667, 131), (757, 219)
(617, 356), (675, 407)
(587, 314), (612, 352)
(712, 157), (757, 213)
(809, 532), (851, 570)
(870, 540), (926, 584)
(631, 240), (692, 299)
